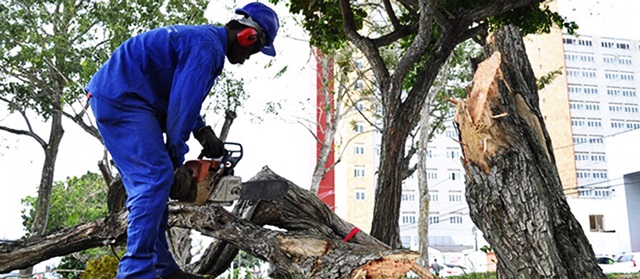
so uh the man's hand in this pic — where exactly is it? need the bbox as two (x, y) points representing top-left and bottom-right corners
(194, 126), (225, 158)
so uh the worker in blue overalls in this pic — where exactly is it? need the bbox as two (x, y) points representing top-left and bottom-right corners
(85, 3), (279, 278)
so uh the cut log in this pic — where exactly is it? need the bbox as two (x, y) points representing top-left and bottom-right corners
(0, 166), (432, 279)
(455, 25), (606, 278)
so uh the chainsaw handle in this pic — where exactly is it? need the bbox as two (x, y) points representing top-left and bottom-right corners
(223, 142), (243, 170)
(197, 142), (243, 169)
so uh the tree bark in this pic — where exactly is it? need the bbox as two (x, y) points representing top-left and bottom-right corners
(310, 50), (336, 195)
(455, 25), (605, 278)
(1, 167), (432, 279)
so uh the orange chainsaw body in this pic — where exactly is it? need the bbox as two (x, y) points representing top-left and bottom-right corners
(183, 159), (222, 205)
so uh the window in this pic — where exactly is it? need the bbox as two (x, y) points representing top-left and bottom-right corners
(429, 215), (440, 224)
(621, 73), (635, 81)
(401, 191), (416, 202)
(445, 128), (458, 138)
(356, 101), (365, 111)
(355, 122), (364, 133)
(586, 119), (602, 128)
(571, 118), (585, 127)
(449, 171), (461, 181)
(577, 170), (591, 179)
(627, 121), (640, 130)
(355, 188), (365, 200)
(446, 149), (460, 159)
(563, 38), (575, 45)
(428, 191), (438, 202)
(575, 152), (589, 161)
(579, 53), (594, 62)
(611, 120), (626, 129)
(593, 170), (608, 179)
(594, 189), (611, 197)
(570, 101), (584, 110)
(581, 69), (596, 78)
(578, 39), (592, 46)
(624, 105), (639, 113)
(565, 53), (578, 61)
(601, 41), (614, 48)
(354, 166), (365, 177)
(589, 215), (604, 232)
(622, 88), (637, 97)
(591, 153), (606, 162)
(585, 102), (600, 111)
(354, 59), (364, 69)
(573, 135), (588, 144)
(583, 86), (598, 94)
(605, 72), (619, 80)
(607, 88), (621, 96)
(450, 216), (463, 224)
(402, 213), (416, 224)
(609, 103), (624, 112)
(603, 55), (616, 64)
(566, 68), (581, 77)
(354, 143), (365, 155)
(449, 192), (463, 202)
(620, 56), (633, 65)
(427, 169), (438, 180)
(617, 42), (630, 50)
(589, 137), (603, 144)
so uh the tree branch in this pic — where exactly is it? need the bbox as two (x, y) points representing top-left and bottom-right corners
(339, 0), (390, 86)
(382, 0), (401, 29)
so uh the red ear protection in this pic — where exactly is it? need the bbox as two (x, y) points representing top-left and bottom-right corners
(237, 28), (259, 47)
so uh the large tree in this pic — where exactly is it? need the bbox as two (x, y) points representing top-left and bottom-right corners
(272, 0), (576, 248)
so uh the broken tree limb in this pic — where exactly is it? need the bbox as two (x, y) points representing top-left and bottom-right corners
(455, 25), (605, 278)
(1, 166), (432, 279)
(0, 214), (127, 273)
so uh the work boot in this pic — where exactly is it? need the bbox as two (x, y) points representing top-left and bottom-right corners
(161, 269), (206, 279)
(169, 166), (197, 203)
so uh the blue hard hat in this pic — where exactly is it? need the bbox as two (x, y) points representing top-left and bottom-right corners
(235, 2), (279, 57)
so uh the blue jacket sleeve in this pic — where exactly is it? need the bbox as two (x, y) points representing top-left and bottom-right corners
(166, 45), (221, 168)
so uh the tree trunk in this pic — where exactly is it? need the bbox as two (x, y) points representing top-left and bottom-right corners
(456, 25), (605, 278)
(21, 96), (64, 277)
(370, 123), (406, 248)
(1, 167), (433, 279)
(310, 50), (336, 195)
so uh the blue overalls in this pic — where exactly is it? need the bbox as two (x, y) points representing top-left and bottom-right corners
(86, 25), (227, 279)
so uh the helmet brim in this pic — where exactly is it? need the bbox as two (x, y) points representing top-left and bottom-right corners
(261, 46), (276, 57)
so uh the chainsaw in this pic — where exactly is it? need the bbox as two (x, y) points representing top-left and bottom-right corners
(179, 142), (289, 206)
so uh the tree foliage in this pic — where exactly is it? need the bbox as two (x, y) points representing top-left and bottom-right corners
(21, 172), (107, 235)
(0, 0), (210, 120)
(21, 172), (118, 276)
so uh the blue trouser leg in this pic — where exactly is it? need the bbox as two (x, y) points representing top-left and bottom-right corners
(90, 96), (180, 279)
(154, 206), (181, 277)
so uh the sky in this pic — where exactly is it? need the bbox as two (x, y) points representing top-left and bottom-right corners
(0, 0), (639, 261)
